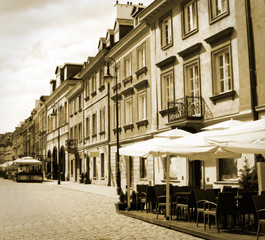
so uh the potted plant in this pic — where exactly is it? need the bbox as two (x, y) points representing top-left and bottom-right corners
(239, 158), (258, 191)
(79, 172), (84, 184)
(115, 189), (127, 212)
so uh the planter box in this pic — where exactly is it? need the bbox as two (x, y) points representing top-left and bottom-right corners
(115, 202), (127, 212)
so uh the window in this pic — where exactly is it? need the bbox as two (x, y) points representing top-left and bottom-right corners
(64, 102), (67, 124)
(183, 0), (197, 37)
(92, 113), (97, 136)
(78, 123), (82, 142)
(209, 0), (228, 22)
(85, 80), (90, 98)
(78, 95), (82, 110)
(125, 98), (133, 125)
(74, 125), (77, 140)
(212, 46), (232, 95)
(137, 44), (146, 69)
(114, 102), (121, 128)
(85, 116), (90, 138)
(93, 157), (97, 179)
(185, 61), (200, 97)
(91, 74), (96, 93)
(99, 69), (104, 87)
(99, 107), (105, 133)
(138, 92), (146, 121)
(161, 14), (172, 49)
(140, 157), (147, 179)
(162, 156), (178, 180)
(101, 153), (105, 178)
(218, 158), (237, 180)
(124, 55), (132, 78)
(161, 71), (174, 110)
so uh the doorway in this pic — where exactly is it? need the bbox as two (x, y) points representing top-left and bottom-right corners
(189, 160), (202, 188)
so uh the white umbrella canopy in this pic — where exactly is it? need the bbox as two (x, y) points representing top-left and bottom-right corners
(205, 118), (265, 155)
(13, 156), (42, 165)
(151, 130), (241, 160)
(119, 129), (192, 157)
(202, 119), (244, 131)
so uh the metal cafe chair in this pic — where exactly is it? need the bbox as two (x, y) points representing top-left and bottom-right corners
(253, 194), (265, 240)
(194, 189), (208, 227)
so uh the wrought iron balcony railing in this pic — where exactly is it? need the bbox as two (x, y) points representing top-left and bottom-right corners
(168, 96), (208, 122)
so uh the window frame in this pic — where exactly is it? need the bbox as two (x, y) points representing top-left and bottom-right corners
(160, 12), (173, 50)
(92, 112), (97, 136)
(140, 157), (147, 179)
(99, 107), (105, 133)
(124, 54), (132, 79)
(211, 44), (233, 97)
(137, 43), (146, 70)
(184, 58), (201, 97)
(137, 91), (147, 121)
(208, 0), (229, 24)
(218, 158), (238, 181)
(124, 97), (133, 125)
(182, 0), (198, 39)
(161, 70), (175, 110)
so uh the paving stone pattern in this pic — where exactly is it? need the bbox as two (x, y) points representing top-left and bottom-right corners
(0, 179), (201, 240)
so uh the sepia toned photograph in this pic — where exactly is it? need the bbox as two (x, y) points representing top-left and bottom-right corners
(0, 0), (265, 239)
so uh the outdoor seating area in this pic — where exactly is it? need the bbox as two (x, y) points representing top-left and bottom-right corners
(120, 184), (265, 239)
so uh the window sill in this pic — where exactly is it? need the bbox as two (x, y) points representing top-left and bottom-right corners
(161, 179), (180, 183)
(133, 79), (148, 91)
(91, 91), (97, 97)
(122, 76), (132, 87)
(121, 87), (134, 97)
(99, 131), (105, 136)
(210, 90), (236, 104)
(85, 96), (90, 101)
(140, 178), (148, 181)
(112, 83), (121, 92)
(101, 177), (105, 180)
(161, 42), (173, 51)
(113, 127), (122, 134)
(123, 124), (134, 132)
(182, 28), (198, 40)
(136, 119), (148, 128)
(98, 85), (105, 92)
(91, 134), (97, 138)
(214, 180), (239, 185)
(209, 11), (229, 25)
(70, 114), (73, 118)
(85, 137), (90, 140)
(159, 109), (168, 117)
(93, 177), (97, 180)
(135, 66), (147, 78)
(74, 112), (78, 115)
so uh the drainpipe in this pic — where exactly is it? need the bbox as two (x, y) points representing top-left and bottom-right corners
(245, 0), (258, 121)
(107, 81), (111, 186)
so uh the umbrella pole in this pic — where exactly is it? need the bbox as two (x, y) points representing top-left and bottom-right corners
(166, 154), (170, 220)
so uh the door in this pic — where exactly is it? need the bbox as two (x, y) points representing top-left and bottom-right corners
(189, 160), (202, 188)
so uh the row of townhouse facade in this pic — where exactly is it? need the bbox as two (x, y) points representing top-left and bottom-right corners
(7, 0), (264, 192)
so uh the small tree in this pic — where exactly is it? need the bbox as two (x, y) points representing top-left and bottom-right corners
(239, 158), (258, 191)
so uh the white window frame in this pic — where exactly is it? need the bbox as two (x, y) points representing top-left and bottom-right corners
(138, 91), (147, 121)
(183, 0), (197, 37)
(209, 0), (229, 22)
(85, 116), (90, 138)
(124, 54), (132, 78)
(92, 112), (97, 136)
(212, 45), (233, 95)
(99, 107), (105, 133)
(137, 44), (146, 69)
(124, 97), (133, 125)
(161, 14), (173, 49)
(161, 70), (174, 110)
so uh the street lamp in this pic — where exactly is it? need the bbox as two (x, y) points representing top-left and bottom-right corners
(52, 103), (61, 185)
(104, 58), (121, 195)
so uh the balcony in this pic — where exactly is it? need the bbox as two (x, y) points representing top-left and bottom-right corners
(168, 96), (211, 123)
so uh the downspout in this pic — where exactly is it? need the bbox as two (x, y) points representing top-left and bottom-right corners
(107, 82), (111, 186)
(245, 0), (258, 120)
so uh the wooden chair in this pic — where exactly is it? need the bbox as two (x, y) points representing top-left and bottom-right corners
(253, 194), (265, 240)
(204, 192), (241, 232)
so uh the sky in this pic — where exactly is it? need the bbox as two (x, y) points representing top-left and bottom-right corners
(0, 0), (154, 134)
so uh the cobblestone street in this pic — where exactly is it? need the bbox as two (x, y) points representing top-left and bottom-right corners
(0, 179), (201, 240)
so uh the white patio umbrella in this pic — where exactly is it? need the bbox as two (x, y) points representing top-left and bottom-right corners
(119, 129), (191, 157)
(13, 156), (42, 165)
(202, 119), (243, 131)
(205, 118), (265, 156)
(119, 128), (191, 211)
(151, 129), (241, 220)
